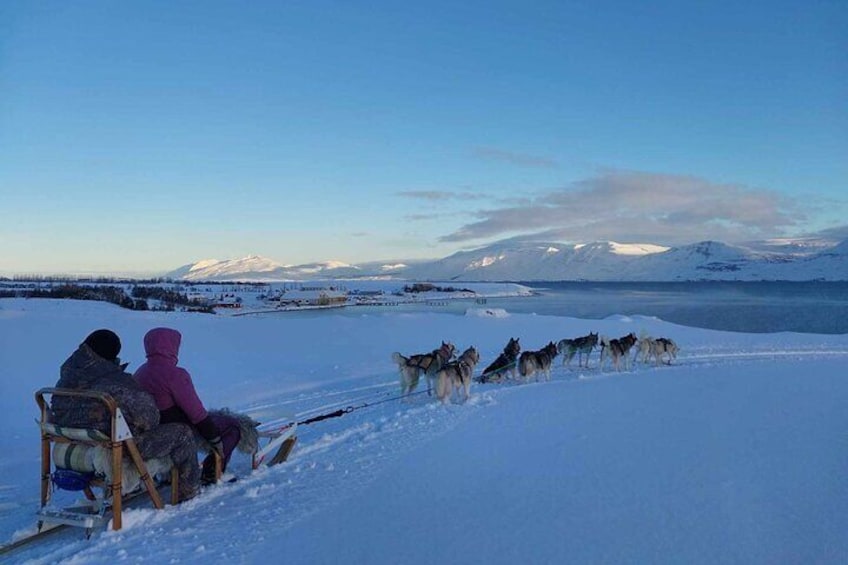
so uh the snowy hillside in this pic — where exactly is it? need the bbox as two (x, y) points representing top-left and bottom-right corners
(410, 239), (848, 281)
(1, 298), (847, 563)
(402, 240), (671, 281)
(166, 237), (848, 282)
(165, 256), (424, 282)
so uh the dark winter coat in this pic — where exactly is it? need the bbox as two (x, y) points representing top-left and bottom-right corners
(53, 343), (160, 436)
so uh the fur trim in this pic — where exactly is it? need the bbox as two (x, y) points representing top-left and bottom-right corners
(196, 408), (260, 455)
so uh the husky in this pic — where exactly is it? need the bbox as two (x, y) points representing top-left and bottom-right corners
(649, 337), (679, 366)
(435, 346), (480, 404)
(599, 333), (638, 372)
(556, 332), (598, 368)
(478, 337), (521, 383)
(391, 341), (456, 398)
(634, 332), (654, 365)
(518, 341), (558, 383)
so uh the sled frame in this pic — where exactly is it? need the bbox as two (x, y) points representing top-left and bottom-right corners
(35, 388), (179, 532)
(252, 423), (298, 469)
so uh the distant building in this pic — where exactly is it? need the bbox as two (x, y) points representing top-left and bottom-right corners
(212, 293), (242, 308)
(277, 288), (347, 308)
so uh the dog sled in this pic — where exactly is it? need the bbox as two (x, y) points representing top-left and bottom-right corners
(2, 388), (298, 556)
(33, 388), (183, 537)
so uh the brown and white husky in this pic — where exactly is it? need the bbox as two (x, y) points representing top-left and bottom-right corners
(435, 346), (480, 404)
(518, 341), (558, 383)
(391, 341), (456, 398)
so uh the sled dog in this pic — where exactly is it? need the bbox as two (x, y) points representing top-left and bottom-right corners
(435, 346), (480, 404)
(479, 337), (521, 383)
(391, 341), (456, 398)
(649, 337), (679, 366)
(634, 333), (654, 365)
(556, 332), (598, 368)
(518, 341), (558, 383)
(599, 333), (638, 372)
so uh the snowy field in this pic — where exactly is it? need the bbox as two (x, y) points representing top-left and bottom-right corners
(1, 296), (848, 564)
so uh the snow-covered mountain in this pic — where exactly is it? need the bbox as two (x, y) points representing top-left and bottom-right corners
(165, 238), (848, 282)
(165, 255), (411, 282)
(167, 255), (286, 281)
(400, 241), (670, 281)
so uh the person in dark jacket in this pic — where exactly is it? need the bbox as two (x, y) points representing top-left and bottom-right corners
(134, 327), (242, 485)
(55, 329), (201, 502)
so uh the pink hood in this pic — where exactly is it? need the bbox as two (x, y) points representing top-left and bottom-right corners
(144, 327), (181, 364)
(135, 327), (208, 424)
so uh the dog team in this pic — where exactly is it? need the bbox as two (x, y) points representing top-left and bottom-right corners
(392, 331), (679, 404)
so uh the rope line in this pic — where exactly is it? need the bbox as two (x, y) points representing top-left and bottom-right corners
(296, 389), (430, 426)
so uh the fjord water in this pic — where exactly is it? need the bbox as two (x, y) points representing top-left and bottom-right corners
(341, 281), (846, 334)
(278, 281), (847, 334)
(488, 281), (848, 334)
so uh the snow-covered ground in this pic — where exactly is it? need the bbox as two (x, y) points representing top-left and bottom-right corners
(1, 296), (847, 564)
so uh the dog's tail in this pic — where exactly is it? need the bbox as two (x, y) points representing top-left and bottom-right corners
(391, 352), (407, 367)
(518, 352), (529, 377)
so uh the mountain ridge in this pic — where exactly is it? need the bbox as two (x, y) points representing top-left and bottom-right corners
(165, 237), (848, 282)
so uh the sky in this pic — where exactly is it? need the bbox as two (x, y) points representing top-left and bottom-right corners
(1, 0), (846, 275)
(2, 294), (848, 562)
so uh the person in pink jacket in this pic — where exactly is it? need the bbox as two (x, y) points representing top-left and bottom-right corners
(134, 327), (242, 485)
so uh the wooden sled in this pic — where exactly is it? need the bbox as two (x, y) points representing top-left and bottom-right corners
(35, 388), (180, 534)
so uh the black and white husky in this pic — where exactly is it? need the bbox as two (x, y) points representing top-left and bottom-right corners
(478, 337), (520, 383)
(600, 333), (638, 372)
(435, 346), (480, 404)
(556, 332), (598, 368)
(518, 341), (558, 383)
(391, 341), (456, 398)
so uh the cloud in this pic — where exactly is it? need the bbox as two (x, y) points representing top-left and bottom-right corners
(809, 224), (848, 241)
(397, 190), (485, 201)
(439, 170), (809, 245)
(404, 213), (443, 221)
(472, 147), (558, 169)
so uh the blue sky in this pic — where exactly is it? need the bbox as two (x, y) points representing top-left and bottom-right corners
(1, 1), (845, 274)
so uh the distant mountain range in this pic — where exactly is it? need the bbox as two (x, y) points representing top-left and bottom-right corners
(165, 237), (848, 282)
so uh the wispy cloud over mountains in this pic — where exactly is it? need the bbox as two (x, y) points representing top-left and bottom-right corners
(440, 170), (808, 245)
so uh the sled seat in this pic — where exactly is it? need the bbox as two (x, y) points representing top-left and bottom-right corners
(35, 388), (180, 533)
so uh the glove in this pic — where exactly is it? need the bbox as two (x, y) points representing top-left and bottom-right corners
(209, 436), (224, 458)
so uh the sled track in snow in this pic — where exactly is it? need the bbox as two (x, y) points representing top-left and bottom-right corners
(243, 347), (848, 430)
(7, 345), (847, 561)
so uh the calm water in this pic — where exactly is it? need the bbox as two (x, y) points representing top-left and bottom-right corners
(347, 281), (848, 335)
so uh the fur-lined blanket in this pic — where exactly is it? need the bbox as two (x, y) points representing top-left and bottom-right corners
(195, 408), (260, 455)
(90, 409), (260, 494)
